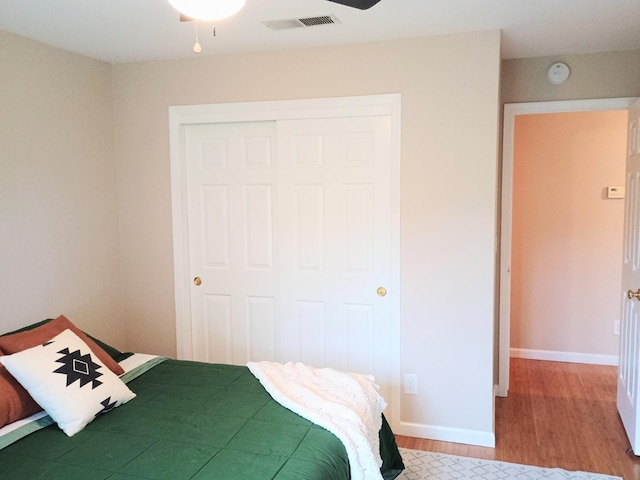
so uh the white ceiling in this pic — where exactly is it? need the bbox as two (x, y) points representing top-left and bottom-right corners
(1, 0), (639, 64)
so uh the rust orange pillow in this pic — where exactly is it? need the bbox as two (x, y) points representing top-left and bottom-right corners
(0, 315), (124, 376)
(0, 360), (42, 428)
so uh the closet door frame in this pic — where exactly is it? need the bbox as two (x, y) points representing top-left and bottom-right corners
(168, 94), (402, 427)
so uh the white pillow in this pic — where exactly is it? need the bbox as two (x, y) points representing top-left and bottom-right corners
(0, 328), (135, 436)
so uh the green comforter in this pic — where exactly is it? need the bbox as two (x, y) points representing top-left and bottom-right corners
(0, 359), (404, 479)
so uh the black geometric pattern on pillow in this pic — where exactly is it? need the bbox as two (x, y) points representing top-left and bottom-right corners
(53, 347), (103, 389)
(96, 397), (118, 417)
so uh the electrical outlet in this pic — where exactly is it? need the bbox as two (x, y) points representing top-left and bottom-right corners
(403, 374), (418, 395)
(614, 320), (621, 336)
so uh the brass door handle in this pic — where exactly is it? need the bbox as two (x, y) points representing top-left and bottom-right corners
(628, 289), (640, 300)
(377, 286), (387, 297)
(194, 277), (202, 286)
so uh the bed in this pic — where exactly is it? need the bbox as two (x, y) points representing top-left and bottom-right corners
(0, 316), (405, 480)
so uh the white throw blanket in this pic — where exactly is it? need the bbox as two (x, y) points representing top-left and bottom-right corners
(247, 361), (387, 480)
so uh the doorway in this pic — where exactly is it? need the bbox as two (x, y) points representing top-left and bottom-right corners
(498, 98), (637, 397)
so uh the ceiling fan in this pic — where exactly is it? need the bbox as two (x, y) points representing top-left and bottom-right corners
(326, 0), (381, 9)
(173, 0), (383, 53)
(174, 0), (383, 20)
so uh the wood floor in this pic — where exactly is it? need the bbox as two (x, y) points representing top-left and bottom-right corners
(395, 358), (640, 479)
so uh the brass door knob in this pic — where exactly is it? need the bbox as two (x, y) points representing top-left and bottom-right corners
(628, 289), (640, 300)
(194, 277), (202, 286)
(377, 286), (387, 297)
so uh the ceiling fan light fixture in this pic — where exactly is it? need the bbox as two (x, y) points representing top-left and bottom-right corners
(168, 0), (246, 21)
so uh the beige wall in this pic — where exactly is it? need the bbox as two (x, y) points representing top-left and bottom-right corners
(0, 31), (125, 347)
(112, 31), (501, 441)
(511, 111), (627, 357)
(502, 50), (640, 103)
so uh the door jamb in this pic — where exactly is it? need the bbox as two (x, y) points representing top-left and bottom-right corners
(497, 97), (637, 397)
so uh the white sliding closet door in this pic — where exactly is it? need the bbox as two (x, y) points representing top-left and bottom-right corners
(275, 117), (393, 398)
(186, 121), (278, 364)
(184, 114), (395, 409)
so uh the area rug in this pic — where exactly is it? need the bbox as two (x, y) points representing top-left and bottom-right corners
(396, 448), (622, 480)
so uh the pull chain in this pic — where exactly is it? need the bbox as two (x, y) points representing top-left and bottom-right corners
(193, 21), (202, 54)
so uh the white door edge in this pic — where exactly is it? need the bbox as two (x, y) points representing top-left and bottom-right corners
(497, 97), (637, 398)
(168, 94), (402, 429)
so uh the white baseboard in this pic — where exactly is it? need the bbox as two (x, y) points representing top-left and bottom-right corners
(396, 421), (495, 448)
(510, 348), (618, 366)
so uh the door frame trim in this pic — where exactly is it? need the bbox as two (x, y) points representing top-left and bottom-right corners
(168, 94), (402, 426)
(497, 97), (637, 397)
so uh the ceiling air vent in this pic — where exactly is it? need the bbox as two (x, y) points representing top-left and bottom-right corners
(299, 15), (336, 26)
(263, 14), (341, 31)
